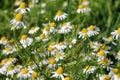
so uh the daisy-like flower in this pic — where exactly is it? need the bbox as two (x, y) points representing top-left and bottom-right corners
(97, 49), (109, 59)
(28, 26), (40, 34)
(5, 57), (17, 65)
(10, 13), (26, 30)
(15, 2), (30, 14)
(35, 34), (49, 42)
(31, 71), (38, 79)
(111, 27), (120, 39)
(83, 65), (97, 74)
(82, 0), (90, 6)
(2, 47), (16, 55)
(20, 35), (33, 48)
(14, 0), (22, 6)
(112, 73), (120, 80)
(87, 25), (100, 37)
(109, 68), (119, 76)
(56, 42), (66, 50)
(47, 57), (56, 68)
(41, 2), (46, 8)
(54, 10), (68, 21)
(64, 77), (71, 80)
(55, 52), (65, 61)
(115, 50), (120, 60)
(0, 36), (8, 45)
(102, 36), (117, 45)
(52, 67), (67, 80)
(42, 26), (50, 35)
(0, 63), (7, 75)
(27, 61), (37, 69)
(17, 68), (32, 79)
(49, 22), (57, 33)
(98, 58), (112, 70)
(6, 65), (17, 77)
(76, 4), (86, 13)
(99, 74), (111, 80)
(58, 22), (73, 34)
(78, 28), (88, 39)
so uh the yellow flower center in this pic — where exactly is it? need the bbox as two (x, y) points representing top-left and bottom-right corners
(19, 2), (26, 8)
(56, 10), (63, 16)
(7, 58), (13, 62)
(7, 39), (14, 45)
(21, 35), (27, 40)
(83, 0), (88, 2)
(66, 39), (71, 44)
(1, 36), (6, 41)
(37, 48), (44, 53)
(49, 58), (56, 64)
(32, 71), (38, 78)
(100, 58), (110, 65)
(100, 44), (106, 49)
(48, 47), (53, 52)
(21, 68), (28, 75)
(63, 23), (67, 27)
(117, 73), (120, 78)
(6, 48), (11, 52)
(85, 66), (92, 70)
(103, 75), (111, 80)
(7, 65), (14, 71)
(50, 42), (55, 46)
(56, 67), (63, 74)
(56, 53), (62, 58)
(1, 59), (7, 64)
(89, 25), (95, 30)
(81, 28), (88, 34)
(39, 34), (45, 39)
(98, 50), (105, 56)
(78, 5), (83, 9)
(112, 68), (118, 74)
(15, 13), (23, 21)
(28, 61), (34, 66)
(59, 42), (64, 46)
(50, 22), (56, 27)
(44, 26), (49, 31)
(117, 28), (120, 34)
(65, 77), (71, 80)
(107, 36), (113, 41)
(31, 27), (35, 30)
(90, 42), (94, 47)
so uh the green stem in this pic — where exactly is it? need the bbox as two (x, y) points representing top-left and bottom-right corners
(67, 0), (72, 21)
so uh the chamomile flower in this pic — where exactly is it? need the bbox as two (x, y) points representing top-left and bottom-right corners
(31, 71), (38, 79)
(10, 13), (26, 30)
(17, 68), (32, 79)
(54, 10), (68, 21)
(76, 4), (86, 13)
(109, 68), (119, 76)
(49, 22), (57, 33)
(28, 26), (40, 34)
(87, 25), (100, 37)
(27, 61), (37, 69)
(115, 50), (120, 60)
(102, 36), (117, 45)
(99, 75), (111, 80)
(2, 47), (16, 55)
(58, 22), (73, 34)
(14, 0), (22, 6)
(56, 42), (66, 50)
(55, 52), (65, 61)
(52, 67), (67, 80)
(20, 35), (33, 48)
(97, 49), (109, 59)
(5, 57), (17, 65)
(78, 28), (88, 39)
(41, 3), (46, 8)
(15, 2), (30, 14)
(0, 63), (7, 74)
(42, 26), (50, 35)
(47, 57), (56, 68)
(64, 77), (71, 80)
(83, 65), (97, 74)
(111, 27), (120, 39)
(112, 73), (120, 80)
(0, 36), (8, 45)
(6, 65), (17, 77)
(98, 58), (112, 70)
(36, 34), (49, 42)
(82, 0), (90, 6)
